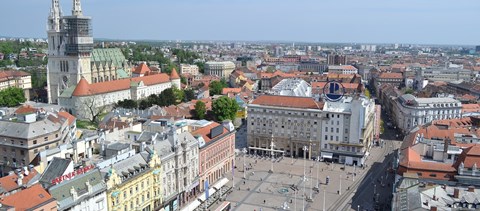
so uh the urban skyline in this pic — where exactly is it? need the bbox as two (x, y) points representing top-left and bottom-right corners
(1, 0), (479, 45)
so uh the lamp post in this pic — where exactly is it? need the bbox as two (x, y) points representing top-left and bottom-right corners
(242, 148), (247, 179)
(323, 187), (326, 211)
(353, 164), (356, 182)
(290, 136), (294, 165)
(269, 134), (275, 173)
(303, 145), (308, 211)
(339, 174), (342, 195)
(357, 205), (360, 211)
(316, 156), (320, 189)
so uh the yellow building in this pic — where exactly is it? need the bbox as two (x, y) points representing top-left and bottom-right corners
(103, 151), (162, 211)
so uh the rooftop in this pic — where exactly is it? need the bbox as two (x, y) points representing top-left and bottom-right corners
(0, 184), (55, 210)
(251, 95), (323, 110)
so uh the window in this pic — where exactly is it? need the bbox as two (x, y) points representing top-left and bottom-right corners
(325, 127), (328, 132)
(336, 128), (339, 133)
(324, 144), (327, 148)
(429, 174), (437, 177)
(325, 135), (328, 140)
(331, 128), (333, 133)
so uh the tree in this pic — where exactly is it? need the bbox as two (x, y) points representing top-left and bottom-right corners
(405, 88), (414, 94)
(139, 99), (151, 110)
(194, 101), (207, 120)
(184, 89), (195, 102)
(0, 87), (26, 107)
(212, 96), (239, 121)
(209, 80), (228, 96)
(195, 61), (205, 74)
(172, 87), (185, 104)
(115, 99), (137, 109)
(77, 96), (107, 124)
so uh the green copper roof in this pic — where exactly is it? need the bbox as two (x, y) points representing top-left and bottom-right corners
(59, 86), (76, 98)
(91, 48), (126, 68)
(116, 68), (130, 79)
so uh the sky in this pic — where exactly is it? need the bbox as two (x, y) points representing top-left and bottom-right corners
(1, 0), (479, 45)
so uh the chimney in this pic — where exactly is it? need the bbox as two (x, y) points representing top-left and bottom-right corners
(23, 166), (29, 176)
(430, 206), (437, 211)
(454, 188), (460, 198)
(16, 173), (23, 186)
(468, 186), (475, 192)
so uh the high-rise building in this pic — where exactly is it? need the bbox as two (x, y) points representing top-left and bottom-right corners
(327, 54), (347, 65)
(47, 0), (94, 104)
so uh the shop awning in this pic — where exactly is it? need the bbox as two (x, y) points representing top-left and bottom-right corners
(213, 178), (229, 191)
(180, 200), (201, 211)
(321, 152), (333, 159)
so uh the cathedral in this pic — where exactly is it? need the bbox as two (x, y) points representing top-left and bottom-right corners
(47, 0), (131, 104)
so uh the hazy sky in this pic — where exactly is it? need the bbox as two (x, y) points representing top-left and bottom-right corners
(1, 0), (479, 45)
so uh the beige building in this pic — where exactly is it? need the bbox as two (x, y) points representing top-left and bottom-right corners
(247, 95), (324, 159)
(0, 70), (32, 99)
(180, 64), (200, 76)
(0, 111), (76, 176)
(205, 61), (235, 79)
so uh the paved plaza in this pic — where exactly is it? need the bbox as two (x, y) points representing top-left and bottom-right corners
(220, 139), (397, 211)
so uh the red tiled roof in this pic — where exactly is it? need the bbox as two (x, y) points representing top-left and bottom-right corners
(222, 88), (242, 95)
(14, 105), (37, 114)
(251, 95), (323, 110)
(170, 68), (180, 79)
(400, 148), (456, 172)
(192, 122), (229, 143)
(311, 82), (361, 90)
(454, 145), (480, 169)
(379, 72), (403, 79)
(0, 184), (55, 210)
(72, 74), (171, 96)
(0, 169), (38, 193)
(58, 111), (76, 125)
(133, 63), (151, 74)
(72, 77), (91, 96)
(0, 70), (30, 80)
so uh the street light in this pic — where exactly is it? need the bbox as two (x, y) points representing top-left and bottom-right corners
(357, 205), (360, 211)
(316, 156), (320, 189)
(269, 134), (275, 173)
(339, 174), (342, 195)
(242, 148), (247, 179)
(323, 187), (326, 211)
(303, 145), (308, 211)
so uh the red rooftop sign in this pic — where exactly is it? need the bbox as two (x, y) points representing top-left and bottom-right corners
(51, 165), (95, 185)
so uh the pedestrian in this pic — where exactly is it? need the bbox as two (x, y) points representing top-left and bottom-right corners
(264, 199), (266, 204)
(243, 181), (245, 185)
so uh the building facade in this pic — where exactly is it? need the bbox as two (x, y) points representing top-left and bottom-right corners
(416, 67), (473, 83)
(204, 61), (235, 79)
(247, 95), (324, 159)
(58, 70), (180, 119)
(192, 122), (235, 191)
(327, 65), (358, 75)
(102, 151), (162, 211)
(393, 94), (462, 133)
(326, 54), (347, 65)
(0, 70), (32, 99)
(320, 97), (375, 165)
(180, 64), (200, 76)
(0, 111), (76, 176)
(48, 168), (107, 211)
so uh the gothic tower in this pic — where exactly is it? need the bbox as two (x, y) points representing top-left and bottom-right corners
(47, 0), (93, 104)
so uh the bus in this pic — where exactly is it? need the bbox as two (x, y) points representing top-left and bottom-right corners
(214, 201), (231, 211)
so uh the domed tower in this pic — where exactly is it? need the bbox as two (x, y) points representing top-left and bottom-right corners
(170, 68), (181, 89)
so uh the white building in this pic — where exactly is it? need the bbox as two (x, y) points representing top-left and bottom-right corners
(393, 94), (462, 133)
(0, 70), (32, 99)
(58, 70), (180, 120)
(327, 65), (358, 75)
(415, 67), (473, 83)
(270, 78), (312, 97)
(320, 97), (375, 165)
(180, 64), (200, 76)
(141, 122), (200, 210)
(204, 61), (236, 79)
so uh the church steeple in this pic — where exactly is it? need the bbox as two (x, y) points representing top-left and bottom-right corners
(72, 0), (82, 16)
(49, 0), (61, 31)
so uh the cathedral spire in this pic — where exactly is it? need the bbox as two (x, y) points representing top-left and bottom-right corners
(49, 0), (61, 31)
(72, 0), (82, 16)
